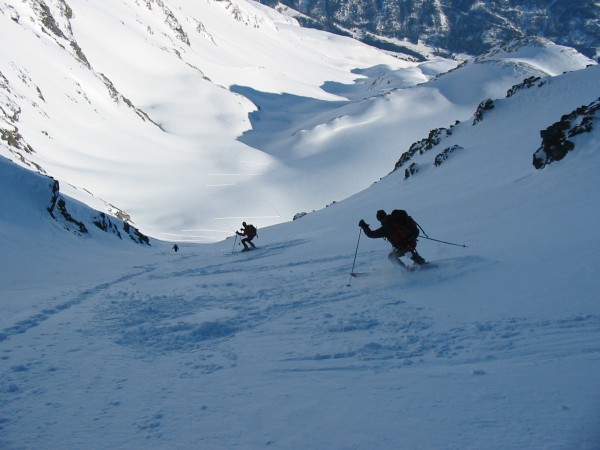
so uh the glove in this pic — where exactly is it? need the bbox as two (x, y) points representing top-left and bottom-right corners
(359, 219), (368, 229)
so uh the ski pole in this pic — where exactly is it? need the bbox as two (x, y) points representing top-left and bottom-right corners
(415, 220), (466, 247)
(231, 234), (238, 253)
(415, 221), (429, 238)
(347, 228), (362, 286)
(419, 235), (467, 248)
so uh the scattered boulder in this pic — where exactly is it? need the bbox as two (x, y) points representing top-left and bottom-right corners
(404, 162), (419, 179)
(393, 126), (454, 171)
(293, 212), (307, 220)
(434, 145), (464, 167)
(533, 98), (600, 169)
(506, 76), (546, 98)
(473, 99), (494, 125)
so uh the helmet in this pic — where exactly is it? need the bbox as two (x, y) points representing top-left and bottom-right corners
(376, 210), (387, 221)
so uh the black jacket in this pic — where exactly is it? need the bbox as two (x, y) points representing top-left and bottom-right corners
(362, 220), (391, 240)
(361, 217), (415, 250)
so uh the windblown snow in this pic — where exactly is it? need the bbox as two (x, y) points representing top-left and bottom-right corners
(1, 0), (599, 449)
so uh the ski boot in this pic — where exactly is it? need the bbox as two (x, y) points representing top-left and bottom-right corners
(410, 250), (427, 265)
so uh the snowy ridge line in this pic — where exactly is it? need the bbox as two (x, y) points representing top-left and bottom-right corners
(0, 268), (154, 343)
(393, 65), (599, 181)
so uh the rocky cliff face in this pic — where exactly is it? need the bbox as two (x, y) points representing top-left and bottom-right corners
(533, 98), (600, 169)
(262, 0), (599, 59)
(0, 155), (151, 245)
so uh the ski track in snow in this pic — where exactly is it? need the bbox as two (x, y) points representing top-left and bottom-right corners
(0, 268), (155, 344)
(3, 249), (597, 375)
(1, 245), (599, 448)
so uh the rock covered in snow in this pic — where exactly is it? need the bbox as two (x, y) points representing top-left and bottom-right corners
(533, 98), (600, 169)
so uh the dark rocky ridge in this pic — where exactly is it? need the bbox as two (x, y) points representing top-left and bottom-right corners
(261, 0), (599, 60)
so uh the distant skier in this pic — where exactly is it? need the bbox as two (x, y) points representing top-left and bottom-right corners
(236, 222), (257, 252)
(359, 209), (427, 268)
(172, 244), (179, 252)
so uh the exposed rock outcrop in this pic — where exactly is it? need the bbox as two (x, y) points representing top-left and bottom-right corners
(533, 98), (600, 168)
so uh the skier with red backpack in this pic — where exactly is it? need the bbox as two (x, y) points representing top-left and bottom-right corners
(359, 209), (427, 268)
(236, 222), (257, 252)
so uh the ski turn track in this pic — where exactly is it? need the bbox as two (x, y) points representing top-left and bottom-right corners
(1, 248), (599, 449)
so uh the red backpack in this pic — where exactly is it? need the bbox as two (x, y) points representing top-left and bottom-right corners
(246, 224), (257, 239)
(387, 210), (419, 246)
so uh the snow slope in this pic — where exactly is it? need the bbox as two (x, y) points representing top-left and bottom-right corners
(1, 57), (599, 449)
(0, 0), (412, 241)
(0, 1), (593, 242)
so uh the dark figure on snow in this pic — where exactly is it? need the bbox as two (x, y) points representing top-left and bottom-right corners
(236, 222), (257, 252)
(172, 244), (179, 252)
(359, 209), (427, 268)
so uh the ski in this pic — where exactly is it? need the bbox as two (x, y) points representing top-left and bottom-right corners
(405, 263), (437, 272)
(350, 263), (437, 277)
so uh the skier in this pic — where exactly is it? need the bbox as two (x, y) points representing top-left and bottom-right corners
(359, 209), (427, 268)
(236, 222), (257, 252)
(172, 244), (179, 252)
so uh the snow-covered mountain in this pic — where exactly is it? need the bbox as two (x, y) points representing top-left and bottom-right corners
(1, 0), (595, 243)
(2, 0), (600, 447)
(263, 0), (600, 61)
(0, 0), (408, 242)
(1, 26), (599, 448)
